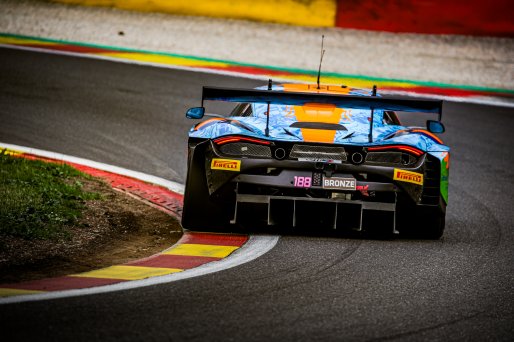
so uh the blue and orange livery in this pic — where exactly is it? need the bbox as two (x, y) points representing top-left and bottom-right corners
(183, 83), (450, 239)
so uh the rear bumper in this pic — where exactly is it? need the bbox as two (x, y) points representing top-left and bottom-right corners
(233, 170), (398, 192)
(207, 155), (423, 233)
(205, 147), (428, 206)
(184, 139), (443, 232)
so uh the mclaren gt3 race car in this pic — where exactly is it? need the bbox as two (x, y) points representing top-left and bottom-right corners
(182, 83), (450, 239)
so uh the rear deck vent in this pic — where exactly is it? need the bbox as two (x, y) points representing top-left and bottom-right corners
(220, 143), (271, 158)
(366, 152), (417, 165)
(366, 152), (402, 164)
(289, 145), (346, 161)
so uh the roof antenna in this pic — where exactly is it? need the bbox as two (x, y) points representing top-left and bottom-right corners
(368, 85), (378, 143)
(316, 35), (325, 90)
(265, 79), (272, 137)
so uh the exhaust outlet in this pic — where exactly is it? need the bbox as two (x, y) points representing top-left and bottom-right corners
(274, 148), (286, 160)
(351, 152), (364, 164)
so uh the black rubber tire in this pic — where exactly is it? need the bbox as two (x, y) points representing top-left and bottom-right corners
(397, 197), (446, 240)
(181, 144), (231, 232)
(418, 207), (445, 239)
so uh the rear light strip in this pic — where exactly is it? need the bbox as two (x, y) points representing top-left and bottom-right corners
(214, 136), (271, 146)
(367, 145), (424, 157)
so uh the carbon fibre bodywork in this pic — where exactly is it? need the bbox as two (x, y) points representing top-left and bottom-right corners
(182, 84), (449, 237)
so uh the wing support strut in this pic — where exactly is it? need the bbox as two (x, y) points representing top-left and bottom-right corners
(265, 79), (272, 137)
(368, 85), (377, 143)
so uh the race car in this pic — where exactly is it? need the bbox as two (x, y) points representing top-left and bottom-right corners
(181, 82), (449, 239)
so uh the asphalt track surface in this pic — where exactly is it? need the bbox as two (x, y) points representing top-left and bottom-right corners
(1, 47), (513, 341)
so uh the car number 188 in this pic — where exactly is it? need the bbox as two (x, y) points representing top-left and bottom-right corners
(294, 176), (312, 188)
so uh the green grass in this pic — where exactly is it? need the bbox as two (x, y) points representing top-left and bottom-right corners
(0, 151), (101, 240)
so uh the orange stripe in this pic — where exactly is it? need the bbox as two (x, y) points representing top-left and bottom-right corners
(283, 84), (351, 143)
(294, 104), (343, 143)
(194, 117), (225, 131)
(411, 129), (444, 144)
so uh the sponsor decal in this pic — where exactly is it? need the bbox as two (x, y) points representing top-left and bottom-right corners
(322, 177), (356, 190)
(393, 169), (423, 185)
(312, 172), (322, 186)
(298, 158), (342, 164)
(356, 184), (369, 196)
(211, 158), (241, 171)
(293, 176), (312, 188)
(341, 109), (352, 122)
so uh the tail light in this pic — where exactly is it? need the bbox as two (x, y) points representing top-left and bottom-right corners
(367, 145), (424, 157)
(214, 136), (271, 146)
(214, 136), (272, 158)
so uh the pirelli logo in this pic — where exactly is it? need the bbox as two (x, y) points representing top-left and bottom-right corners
(393, 169), (423, 185)
(211, 158), (241, 172)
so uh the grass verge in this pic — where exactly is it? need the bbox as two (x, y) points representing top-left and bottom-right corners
(0, 151), (183, 284)
(0, 151), (101, 240)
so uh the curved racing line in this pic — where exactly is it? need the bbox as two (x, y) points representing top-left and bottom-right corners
(0, 33), (512, 106)
(0, 143), (279, 304)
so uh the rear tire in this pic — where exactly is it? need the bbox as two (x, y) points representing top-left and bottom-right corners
(397, 197), (446, 240)
(417, 207), (445, 239)
(181, 143), (232, 232)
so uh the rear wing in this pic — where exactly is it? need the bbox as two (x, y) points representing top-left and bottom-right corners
(201, 86), (443, 120)
(188, 86), (445, 141)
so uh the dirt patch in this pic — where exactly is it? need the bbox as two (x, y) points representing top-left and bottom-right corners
(0, 177), (183, 284)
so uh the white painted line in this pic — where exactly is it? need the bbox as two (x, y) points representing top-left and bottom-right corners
(0, 143), (280, 304)
(2, 43), (512, 108)
(0, 142), (184, 194)
(0, 234), (279, 304)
